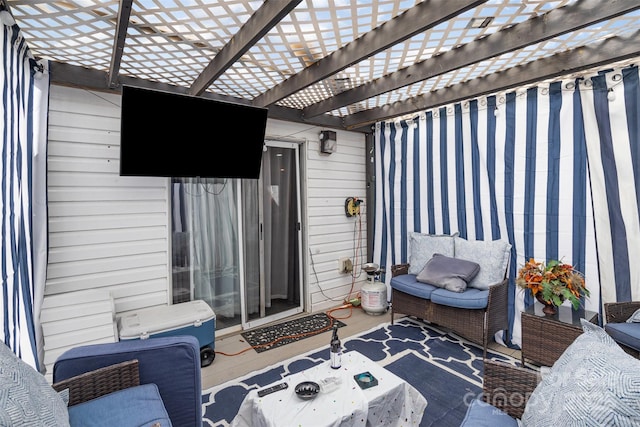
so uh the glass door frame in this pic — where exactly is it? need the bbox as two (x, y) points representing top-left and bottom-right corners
(240, 139), (304, 330)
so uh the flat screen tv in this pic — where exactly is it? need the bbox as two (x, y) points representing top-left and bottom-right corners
(119, 85), (268, 179)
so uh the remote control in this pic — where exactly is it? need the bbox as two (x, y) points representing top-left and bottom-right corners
(257, 382), (288, 397)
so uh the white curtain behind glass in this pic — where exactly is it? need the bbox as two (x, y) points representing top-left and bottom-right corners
(172, 180), (241, 318)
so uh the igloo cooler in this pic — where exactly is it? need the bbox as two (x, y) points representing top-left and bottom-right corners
(118, 299), (216, 367)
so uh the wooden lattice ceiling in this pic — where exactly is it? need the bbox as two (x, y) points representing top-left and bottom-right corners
(6, 0), (640, 132)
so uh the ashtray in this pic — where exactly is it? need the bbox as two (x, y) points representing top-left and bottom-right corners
(354, 371), (378, 389)
(294, 381), (320, 400)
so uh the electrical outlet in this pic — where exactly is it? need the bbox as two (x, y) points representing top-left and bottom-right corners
(338, 258), (353, 273)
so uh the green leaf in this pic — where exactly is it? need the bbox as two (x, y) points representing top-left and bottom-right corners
(551, 294), (563, 306)
(546, 259), (560, 268)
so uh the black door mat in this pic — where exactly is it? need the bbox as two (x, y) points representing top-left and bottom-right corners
(241, 313), (346, 353)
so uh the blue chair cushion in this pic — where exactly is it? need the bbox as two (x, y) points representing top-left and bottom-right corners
(430, 287), (489, 309)
(605, 322), (640, 351)
(390, 274), (437, 299)
(68, 383), (172, 427)
(460, 398), (519, 427)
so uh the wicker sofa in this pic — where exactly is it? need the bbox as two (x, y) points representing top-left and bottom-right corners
(604, 300), (640, 358)
(390, 233), (511, 357)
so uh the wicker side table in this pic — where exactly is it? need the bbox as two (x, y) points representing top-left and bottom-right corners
(521, 305), (599, 367)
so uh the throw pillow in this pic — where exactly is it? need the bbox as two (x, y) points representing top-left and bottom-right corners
(416, 253), (480, 292)
(407, 231), (458, 275)
(521, 319), (640, 426)
(626, 308), (640, 323)
(0, 342), (70, 426)
(453, 237), (511, 290)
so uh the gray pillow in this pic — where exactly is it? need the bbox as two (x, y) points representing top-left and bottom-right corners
(416, 253), (480, 293)
(521, 319), (640, 426)
(0, 342), (70, 426)
(408, 232), (458, 275)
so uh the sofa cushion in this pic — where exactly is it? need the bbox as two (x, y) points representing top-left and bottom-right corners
(453, 237), (511, 290)
(0, 342), (70, 427)
(605, 322), (640, 351)
(390, 274), (438, 299)
(460, 398), (519, 427)
(430, 288), (489, 309)
(407, 232), (457, 275)
(521, 319), (640, 426)
(416, 254), (480, 293)
(68, 383), (171, 427)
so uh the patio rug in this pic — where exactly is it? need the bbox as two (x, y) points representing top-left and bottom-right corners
(202, 317), (520, 426)
(240, 312), (346, 353)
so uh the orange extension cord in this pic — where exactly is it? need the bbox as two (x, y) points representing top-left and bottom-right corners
(214, 303), (358, 357)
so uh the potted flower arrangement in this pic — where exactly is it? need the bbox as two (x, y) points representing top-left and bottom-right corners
(516, 258), (590, 315)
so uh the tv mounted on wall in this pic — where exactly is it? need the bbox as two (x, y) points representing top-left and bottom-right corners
(119, 85), (268, 179)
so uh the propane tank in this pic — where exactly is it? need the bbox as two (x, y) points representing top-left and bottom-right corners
(361, 263), (388, 315)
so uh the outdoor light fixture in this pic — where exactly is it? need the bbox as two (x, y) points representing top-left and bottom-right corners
(319, 130), (337, 154)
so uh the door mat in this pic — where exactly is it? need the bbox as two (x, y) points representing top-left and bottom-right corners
(240, 313), (346, 353)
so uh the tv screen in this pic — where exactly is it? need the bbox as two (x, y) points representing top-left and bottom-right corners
(119, 85), (268, 179)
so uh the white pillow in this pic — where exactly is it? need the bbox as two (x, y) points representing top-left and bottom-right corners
(407, 232), (457, 275)
(521, 319), (640, 426)
(453, 237), (511, 290)
(0, 342), (70, 426)
(626, 308), (640, 323)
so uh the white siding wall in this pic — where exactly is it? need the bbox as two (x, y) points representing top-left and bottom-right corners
(43, 85), (170, 377)
(42, 85), (367, 372)
(40, 289), (117, 383)
(46, 85), (170, 310)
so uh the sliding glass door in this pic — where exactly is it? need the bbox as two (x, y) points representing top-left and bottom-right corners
(170, 140), (303, 333)
(243, 141), (303, 329)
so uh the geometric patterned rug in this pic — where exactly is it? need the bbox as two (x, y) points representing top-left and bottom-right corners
(203, 317), (520, 426)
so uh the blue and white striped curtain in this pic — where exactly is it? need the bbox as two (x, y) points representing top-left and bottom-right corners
(1, 10), (49, 370)
(374, 64), (640, 348)
(579, 68), (640, 305)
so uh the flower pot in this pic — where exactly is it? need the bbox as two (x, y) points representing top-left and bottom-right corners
(535, 293), (562, 316)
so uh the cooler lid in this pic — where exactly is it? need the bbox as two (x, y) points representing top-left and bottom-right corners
(118, 299), (215, 339)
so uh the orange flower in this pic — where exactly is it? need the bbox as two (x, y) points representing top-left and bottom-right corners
(516, 258), (589, 310)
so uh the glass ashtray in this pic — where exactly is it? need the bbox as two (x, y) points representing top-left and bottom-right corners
(294, 381), (320, 400)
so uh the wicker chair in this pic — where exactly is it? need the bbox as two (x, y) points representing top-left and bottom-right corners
(460, 359), (541, 425)
(481, 359), (541, 419)
(1, 337), (193, 427)
(51, 359), (141, 406)
(53, 335), (202, 427)
(604, 301), (640, 358)
(390, 263), (509, 357)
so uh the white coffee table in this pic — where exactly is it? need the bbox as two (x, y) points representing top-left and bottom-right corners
(231, 350), (427, 427)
